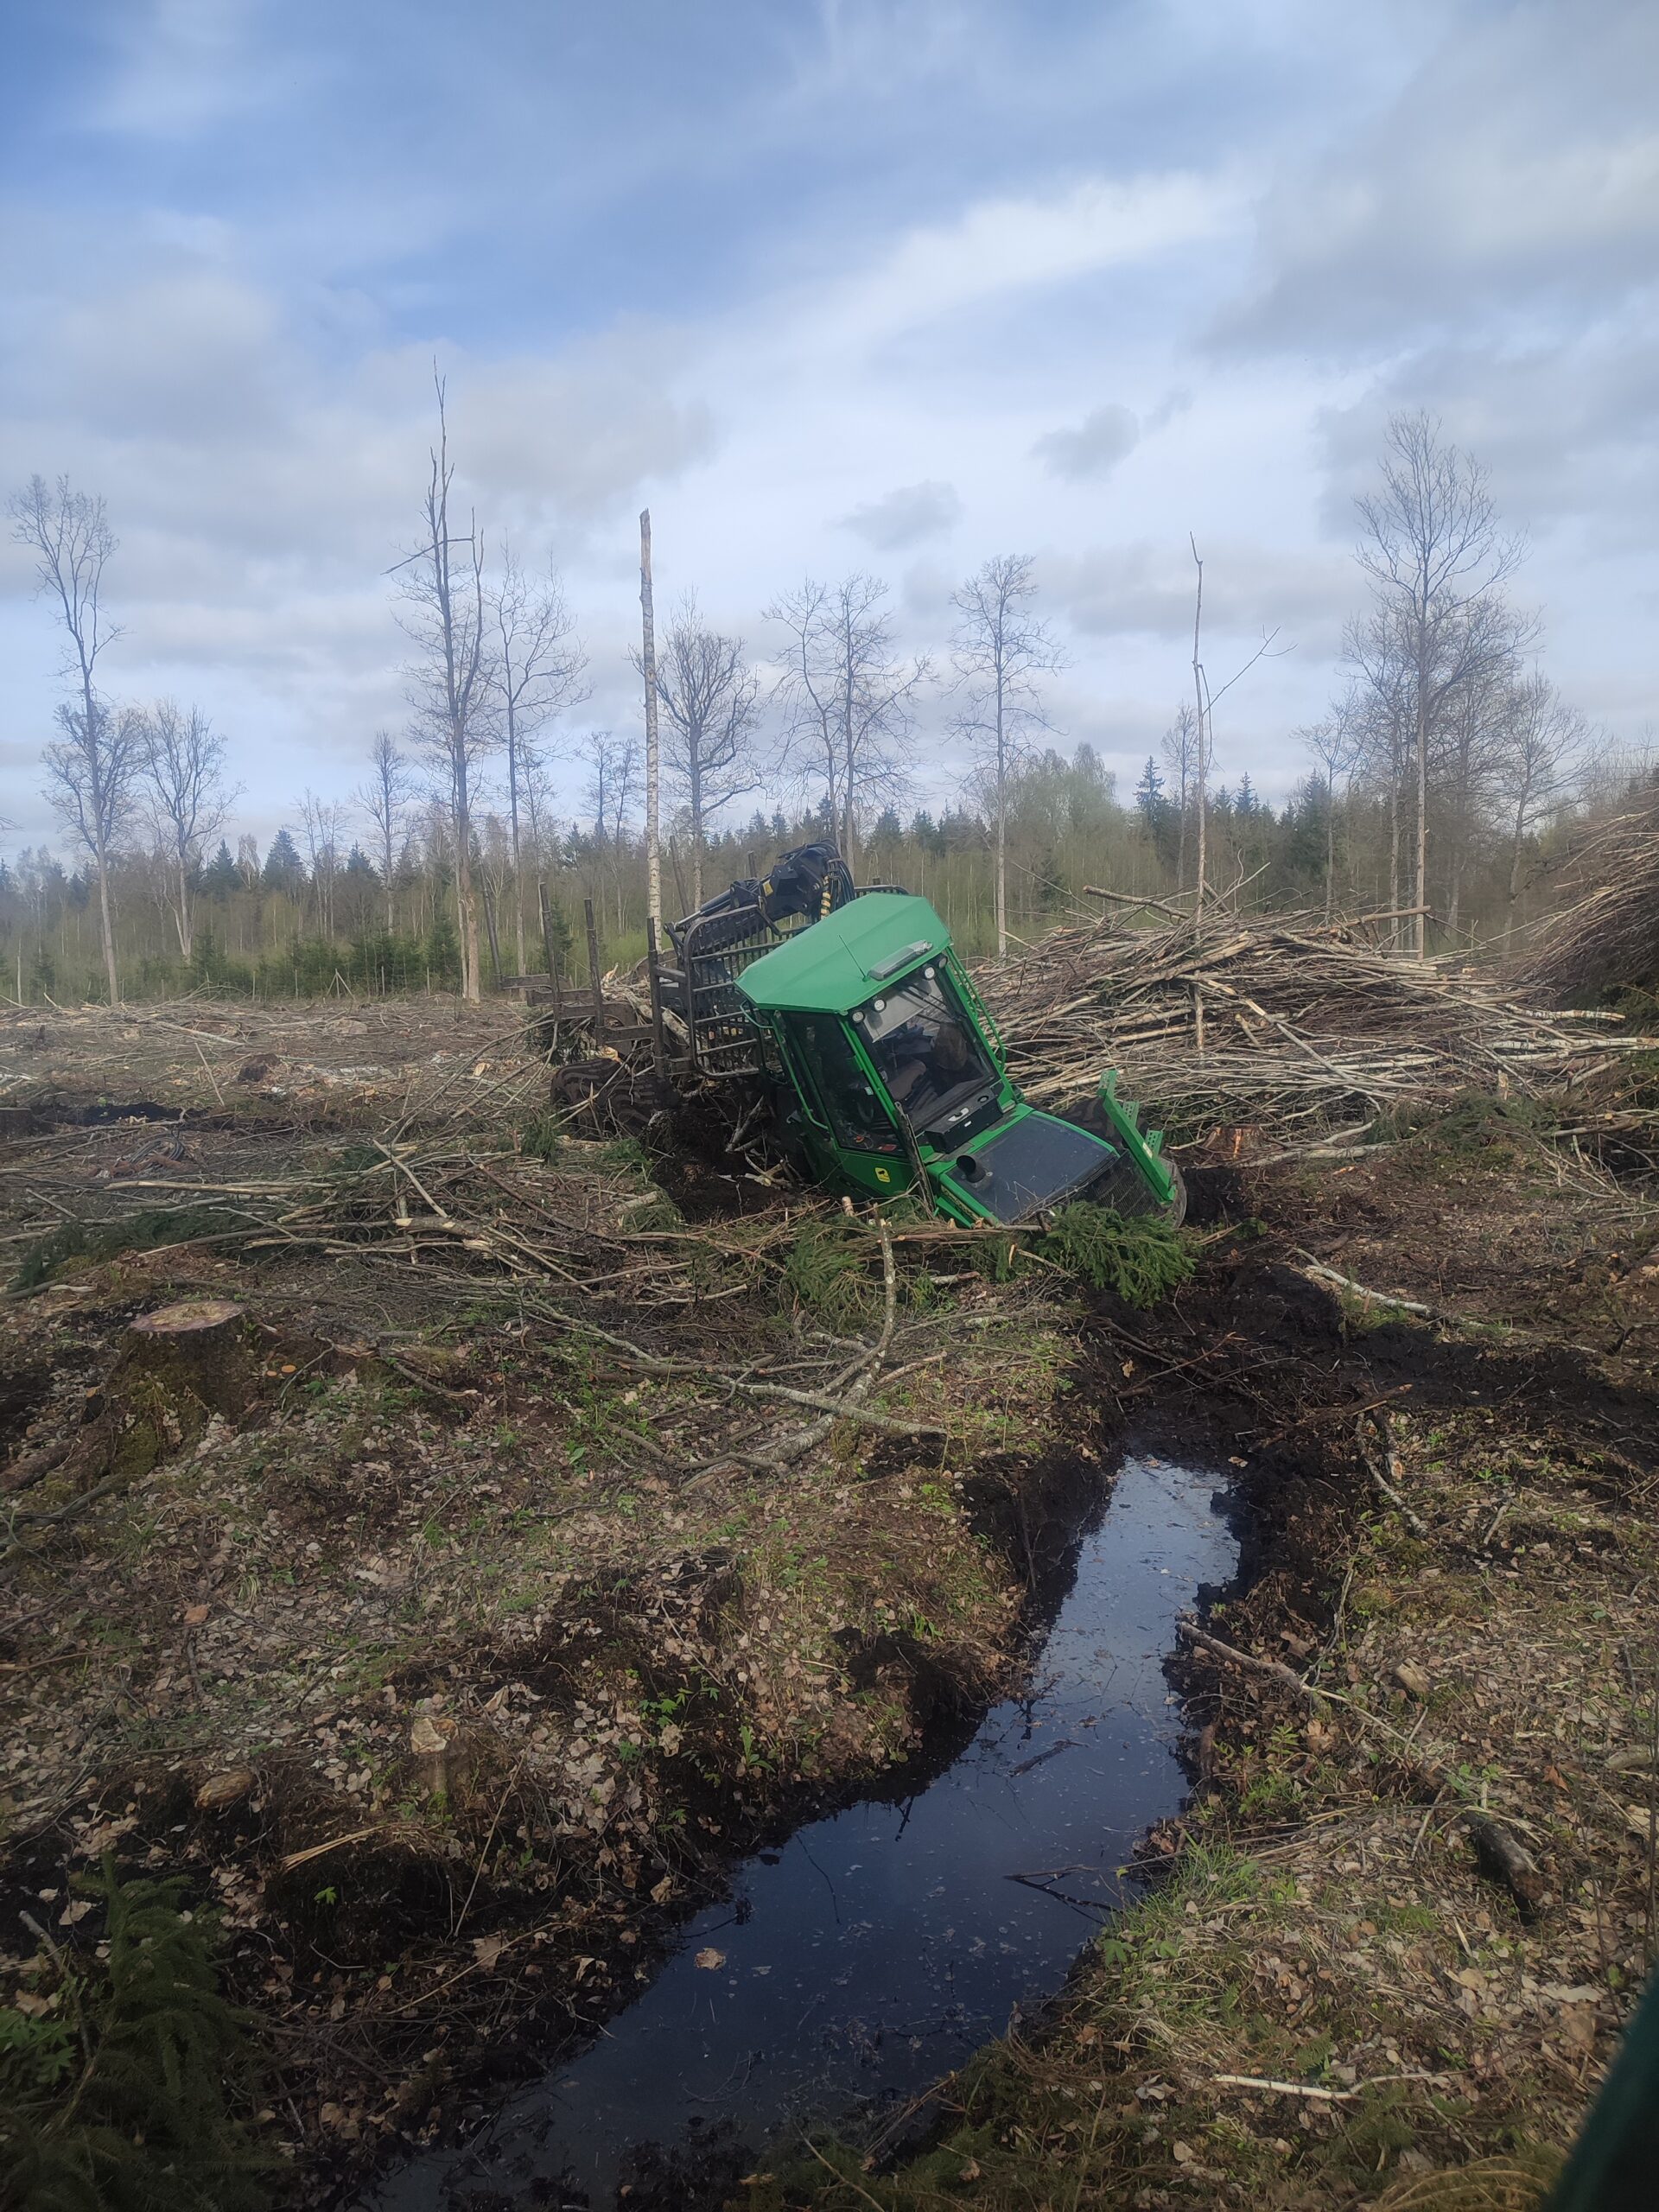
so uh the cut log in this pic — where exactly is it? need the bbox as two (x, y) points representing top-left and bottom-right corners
(1, 1437), (71, 1495)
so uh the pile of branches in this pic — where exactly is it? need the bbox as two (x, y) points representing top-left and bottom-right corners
(979, 909), (1626, 1134)
(1519, 791), (1659, 1001)
(17, 1143), (791, 1316)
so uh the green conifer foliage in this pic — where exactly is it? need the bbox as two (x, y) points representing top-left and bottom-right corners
(2, 1858), (271, 2211)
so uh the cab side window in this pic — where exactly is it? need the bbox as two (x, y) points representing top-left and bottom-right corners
(788, 1016), (899, 1152)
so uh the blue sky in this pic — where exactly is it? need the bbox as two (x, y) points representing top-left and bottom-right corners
(3, 0), (1656, 851)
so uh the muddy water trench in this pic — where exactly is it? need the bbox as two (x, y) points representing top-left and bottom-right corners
(361, 1453), (1237, 2211)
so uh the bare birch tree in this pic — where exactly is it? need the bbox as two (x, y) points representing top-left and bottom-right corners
(1436, 596), (1535, 938)
(766, 575), (928, 873)
(355, 731), (417, 932)
(489, 547), (586, 969)
(1495, 671), (1586, 924)
(948, 554), (1064, 957)
(1189, 537), (1279, 911)
(1160, 702), (1201, 892)
(295, 790), (349, 940)
(582, 729), (641, 931)
(1355, 411), (1524, 956)
(645, 594), (762, 909)
(10, 474), (130, 1001)
(1298, 694), (1363, 921)
(1190, 537), (1211, 904)
(396, 373), (494, 1000)
(1344, 607), (1415, 933)
(136, 701), (236, 961)
(519, 741), (558, 888)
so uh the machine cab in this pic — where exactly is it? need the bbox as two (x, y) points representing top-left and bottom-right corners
(735, 893), (1014, 1204)
(734, 889), (1181, 1225)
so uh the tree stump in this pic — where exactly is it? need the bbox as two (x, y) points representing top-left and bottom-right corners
(124, 1300), (253, 1416)
(103, 1300), (255, 1481)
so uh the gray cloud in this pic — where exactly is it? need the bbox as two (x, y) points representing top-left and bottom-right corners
(838, 479), (961, 550)
(899, 557), (956, 621)
(1041, 540), (1351, 658)
(1031, 403), (1138, 481)
(1217, 2), (1659, 356)
(0, 218), (716, 618)
(1316, 323), (1659, 547)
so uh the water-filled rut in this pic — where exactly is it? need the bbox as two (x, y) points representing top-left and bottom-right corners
(365, 1453), (1237, 2209)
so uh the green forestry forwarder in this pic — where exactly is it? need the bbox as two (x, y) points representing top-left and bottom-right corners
(634, 842), (1183, 1227)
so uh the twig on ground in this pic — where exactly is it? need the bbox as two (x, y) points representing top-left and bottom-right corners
(1357, 1411), (1429, 1537)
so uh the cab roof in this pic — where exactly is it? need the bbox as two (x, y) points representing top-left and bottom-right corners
(735, 892), (950, 1016)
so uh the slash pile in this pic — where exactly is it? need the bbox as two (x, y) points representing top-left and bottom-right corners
(978, 910), (1630, 1135)
(1519, 791), (1659, 1000)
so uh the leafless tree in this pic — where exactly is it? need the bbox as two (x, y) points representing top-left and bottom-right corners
(766, 575), (928, 873)
(295, 789), (349, 940)
(948, 554), (1064, 956)
(490, 547), (587, 969)
(137, 700), (237, 960)
(396, 372), (495, 1000)
(1494, 671), (1587, 922)
(644, 594), (762, 909)
(1299, 693), (1363, 921)
(518, 741), (558, 881)
(475, 811), (512, 985)
(1435, 596), (1536, 938)
(582, 729), (641, 931)
(354, 731), (417, 932)
(1344, 607), (1416, 931)
(10, 474), (130, 1001)
(1355, 410), (1525, 955)
(1160, 702), (1202, 892)
(40, 702), (143, 1000)
(1188, 537), (1283, 911)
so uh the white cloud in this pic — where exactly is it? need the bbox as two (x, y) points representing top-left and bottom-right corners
(798, 169), (1241, 362)
(90, 0), (301, 138)
(4, 3), (1657, 859)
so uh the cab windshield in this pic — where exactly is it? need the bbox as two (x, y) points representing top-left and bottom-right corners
(854, 967), (997, 1132)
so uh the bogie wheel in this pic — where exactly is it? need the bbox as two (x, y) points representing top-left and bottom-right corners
(1163, 1159), (1188, 1228)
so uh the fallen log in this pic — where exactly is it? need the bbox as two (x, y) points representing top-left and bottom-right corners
(0, 1437), (71, 1495)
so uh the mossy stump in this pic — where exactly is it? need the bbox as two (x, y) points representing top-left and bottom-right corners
(103, 1298), (254, 1481)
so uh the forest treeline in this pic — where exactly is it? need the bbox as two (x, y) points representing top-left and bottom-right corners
(3, 404), (1645, 1005)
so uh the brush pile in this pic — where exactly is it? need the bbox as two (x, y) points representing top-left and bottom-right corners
(1519, 791), (1659, 1001)
(979, 910), (1626, 1135)
(3, 1112), (789, 1319)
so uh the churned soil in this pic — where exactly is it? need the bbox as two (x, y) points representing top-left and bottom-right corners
(7, 1001), (1659, 2212)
